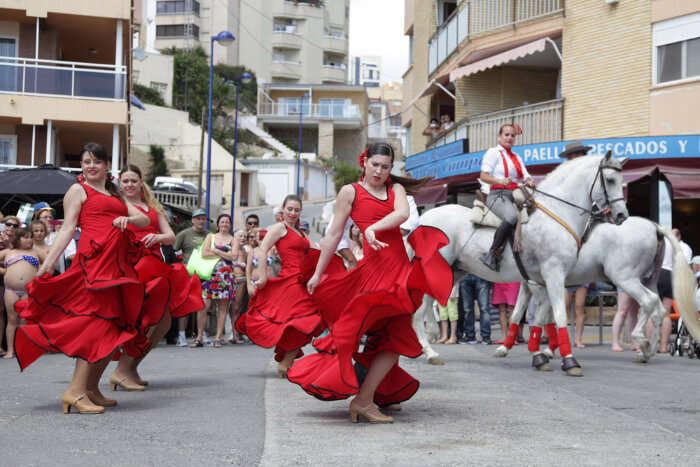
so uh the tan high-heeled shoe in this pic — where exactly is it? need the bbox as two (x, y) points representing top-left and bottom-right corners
(86, 389), (117, 407)
(349, 401), (393, 424)
(109, 375), (145, 392)
(61, 393), (104, 414)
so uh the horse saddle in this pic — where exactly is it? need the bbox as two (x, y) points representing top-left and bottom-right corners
(468, 186), (534, 228)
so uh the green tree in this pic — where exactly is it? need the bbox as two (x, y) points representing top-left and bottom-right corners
(332, 160), (362, 192)
(133, 83), (165, 106)
(213, 64), (257, 113)
(147, 145), (169, 186)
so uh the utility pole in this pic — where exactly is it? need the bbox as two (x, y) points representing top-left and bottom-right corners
(197, 105), (205, 207)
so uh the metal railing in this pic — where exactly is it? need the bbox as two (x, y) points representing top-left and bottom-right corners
(428, 0), (563, 75)
(0, 56), (127, 100)
(258, 102), (361, 119)
(427, 98), (564, 151)
(153, 191), (199, 211)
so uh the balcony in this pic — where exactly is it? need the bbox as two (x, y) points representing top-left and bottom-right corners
(271, 31), (302, 49)
(428, 0), (563, 75)
(0, 57), (126, 101)
(321, 34), (348, 54)
(258, 101), (362, 128)
(320, 64), (346, 83)
(427, 99), (564, 151)
(272, 0), (324, 19)
(270, 60), (302, 80)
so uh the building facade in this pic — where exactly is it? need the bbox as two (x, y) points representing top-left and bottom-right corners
(256, 83), (368, 167)
(0, 1), (130, 171)
(349, 55), (382, 87)
(403, 0), (700, 250)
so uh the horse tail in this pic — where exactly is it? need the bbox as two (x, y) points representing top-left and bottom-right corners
(657, 226), (700, 341)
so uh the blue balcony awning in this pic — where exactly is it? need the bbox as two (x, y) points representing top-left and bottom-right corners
(131, 94), (146, 110)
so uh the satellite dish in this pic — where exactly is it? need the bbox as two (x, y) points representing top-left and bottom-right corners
(134, 48), (146, 61)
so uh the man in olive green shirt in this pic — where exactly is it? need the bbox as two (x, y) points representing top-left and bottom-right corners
(173, 209), (209, 346)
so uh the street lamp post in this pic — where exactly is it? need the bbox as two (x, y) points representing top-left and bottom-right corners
(230, 72), (253, 223)
(296, 93), (310, 197)
(205, 30), (235, 221)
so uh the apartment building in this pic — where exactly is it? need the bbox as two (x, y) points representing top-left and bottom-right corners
(367, 81), (406, 167)
(239, 0), (350, 84)
(0, 1), (130, 171)
(403, 0), (700, 248)
(349, 55), (382, 87)
(136, 0), (349, 84)
(135, 0), (239, 65)
(257, 82), (368, 165)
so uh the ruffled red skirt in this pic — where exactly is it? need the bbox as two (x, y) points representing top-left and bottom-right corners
(14, 229), (171, 370)
(287, 226), (452, 405)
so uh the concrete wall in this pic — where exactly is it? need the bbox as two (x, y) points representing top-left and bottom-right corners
(133, 52), (174, 106)
(1, 0), (131, 19)
(562, 0), (651, 139)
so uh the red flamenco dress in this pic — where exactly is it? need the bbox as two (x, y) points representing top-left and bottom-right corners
(127, 206), (203, 318)
(287, 182), (453, 406)
(14, 184), (171, 370)
(236, 227), (325, 362)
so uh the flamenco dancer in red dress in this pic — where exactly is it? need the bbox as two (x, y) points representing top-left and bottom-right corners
(236, 194), (328, 378)
(109, 165), (204, 391)
(14, 143), (170, 414)
(287, 142), (453, 423)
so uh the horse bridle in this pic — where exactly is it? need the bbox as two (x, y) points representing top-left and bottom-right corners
(587, 157), (625, 222)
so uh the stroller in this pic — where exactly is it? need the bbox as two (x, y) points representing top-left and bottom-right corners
(668, 281), (700, 358)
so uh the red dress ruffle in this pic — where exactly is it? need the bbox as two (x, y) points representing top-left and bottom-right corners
(287, 183), (452, 406)
(236, 228), (326, 361)
(14, 184), (171, 370)
(128, 206), (204, 318)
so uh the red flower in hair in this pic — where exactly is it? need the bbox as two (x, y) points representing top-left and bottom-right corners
(359, 148), (369, 181)
(77, 173), (85, 183)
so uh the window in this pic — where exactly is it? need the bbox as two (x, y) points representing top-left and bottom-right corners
(283, 98), (310, 115)
(157, 1), (200, 16)
(0, 38), (17, 93)
(319, 98), (349, 118)
(0, 135), (17, 165)
(653, 12), (700, 84)
(132, 70), (140, 83)
(156, 24), (199, 38)
(150, 81), (168, 94)
(408, 33), (414, 66)
(273, 18), (297, 33)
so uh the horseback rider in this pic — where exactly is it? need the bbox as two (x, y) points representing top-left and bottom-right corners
(479, 124), (536, 271)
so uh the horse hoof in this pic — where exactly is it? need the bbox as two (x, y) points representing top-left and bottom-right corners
(561, 356), (583, 376)
(427, 356), (445, 366)
(494, 345), (509, 358)
(532, 353), (550, 370)
(634, 353), (649, 364)
(542, 348), (555, 360)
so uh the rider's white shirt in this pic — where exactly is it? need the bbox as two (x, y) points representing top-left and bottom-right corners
(662, 238), (693, 270)
(481, 145), (531, 184)
(400, 195), (419, 235)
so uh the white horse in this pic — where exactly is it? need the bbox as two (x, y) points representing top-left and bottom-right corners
(413, 153), (629, 375)
(492, 217), (697, 368)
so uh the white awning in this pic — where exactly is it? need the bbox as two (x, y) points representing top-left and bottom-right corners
(449, 38), (550, 82)
(403, 73), (452, 112)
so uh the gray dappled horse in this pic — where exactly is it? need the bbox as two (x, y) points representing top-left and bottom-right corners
(413, 153), (629, 375)
(492, 217), (698, 368)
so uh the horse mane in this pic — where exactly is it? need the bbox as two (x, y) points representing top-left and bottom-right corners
(537, 154), (605, 192)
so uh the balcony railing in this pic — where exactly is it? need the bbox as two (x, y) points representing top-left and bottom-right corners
(427, 99), (564, 152)
(428, 0), (563, 75)
(153, 191), (199, 211)
(0, 57), (126, 101)
(258, 102), (361, 119)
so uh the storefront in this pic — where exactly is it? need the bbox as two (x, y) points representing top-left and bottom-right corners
(407, 134), (700, 252)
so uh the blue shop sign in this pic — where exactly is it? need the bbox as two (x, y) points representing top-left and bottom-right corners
(407, 135), (700, 179)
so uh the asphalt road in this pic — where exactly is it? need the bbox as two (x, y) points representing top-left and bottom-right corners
(3, 338), (700, 466)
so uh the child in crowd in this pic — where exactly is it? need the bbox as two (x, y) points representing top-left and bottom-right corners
(0, 227), (46, 359)
(246, 229), (269, 296)
(30, 220), (50, 256)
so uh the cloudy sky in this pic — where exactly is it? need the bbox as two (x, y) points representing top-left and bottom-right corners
(349, 0), (409, 84)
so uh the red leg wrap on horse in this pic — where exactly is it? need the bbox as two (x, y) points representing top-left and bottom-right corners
(503, 323), (520, 348)
(545, 323), (558, 351)
(528, 326), (542, 352)
(557, 327), (572, 357)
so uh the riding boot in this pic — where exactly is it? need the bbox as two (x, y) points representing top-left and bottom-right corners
(480, 221), (513, 272)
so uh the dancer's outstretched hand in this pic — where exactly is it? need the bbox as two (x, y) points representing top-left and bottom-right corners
(364, 228), (388, 251)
